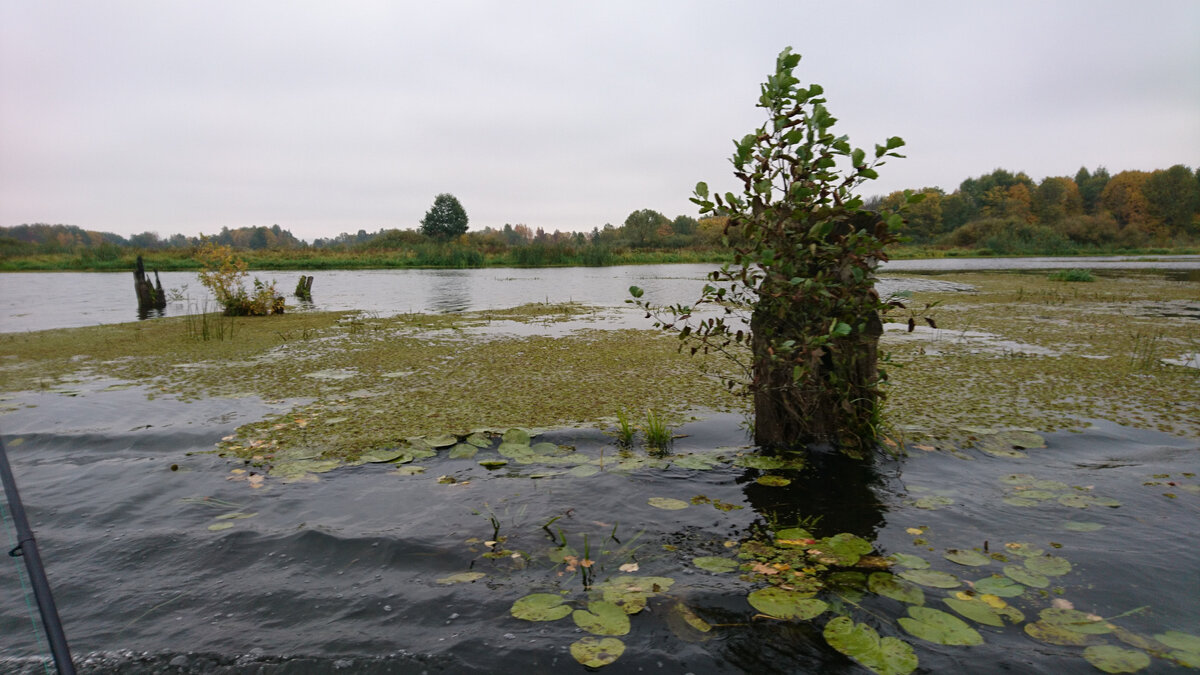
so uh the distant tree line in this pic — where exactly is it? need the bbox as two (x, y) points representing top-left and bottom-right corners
(3, 165), (1198, 265)
(868, 165), (1200, 253)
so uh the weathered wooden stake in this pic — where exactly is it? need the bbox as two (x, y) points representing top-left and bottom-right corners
(133, 255), (166, 310)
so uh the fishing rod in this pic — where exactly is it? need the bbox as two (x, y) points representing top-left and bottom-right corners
(0, 436), (75, 674)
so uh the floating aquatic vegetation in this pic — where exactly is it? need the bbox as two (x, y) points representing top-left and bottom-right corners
(868, 572), (925, 605)
(689, 495), (743, 512)
(823, 616), (918, 675)
(1083, 645), (1151, 673)
(943, 549), (990, 567)
(746, 587), (827, 620)
(569, 637), (625, 668)
(943, 593), (1024, 627)
(898, 606), (983, 646)
(647, 497), (689, 510)
(898, 568), (961, 589)
(572, 601), (630, 636)
(755, 474), (791, 486)
(510, 593), (572, 621)
(692, 556), (739, 573)
(436, 572), (485, 585)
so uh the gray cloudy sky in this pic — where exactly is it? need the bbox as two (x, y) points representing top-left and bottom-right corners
(2, 1), (1198, 242)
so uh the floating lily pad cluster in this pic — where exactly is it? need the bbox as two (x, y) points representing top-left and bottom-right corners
(510, 576), (681, 668)
(1000, 472), (1122, 510)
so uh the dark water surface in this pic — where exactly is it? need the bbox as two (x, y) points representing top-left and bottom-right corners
(1, 377), (1197, 673)
(4, 256), (1200, 333)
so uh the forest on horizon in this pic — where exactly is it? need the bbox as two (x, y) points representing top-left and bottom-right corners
(3, 164), (1198, 269)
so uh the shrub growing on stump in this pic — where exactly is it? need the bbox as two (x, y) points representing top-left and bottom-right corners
(631, 48), (915, 455)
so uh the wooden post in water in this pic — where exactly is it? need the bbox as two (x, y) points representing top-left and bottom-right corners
(294, 275), (314, 300)
(133, 255), (166, 310)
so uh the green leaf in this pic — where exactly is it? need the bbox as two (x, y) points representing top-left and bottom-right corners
(573, 600), (631, 636)
(943, 549), (991, 567)
(747, 587), (827, 620)
(1062, 521), (1105, 532)
(943, 596), (1023, 627)
(501, 428), (531, 445)
(1025, 620), (1102, 646)
(1023, 554), (1072, 577)
(693, 556), (739, 573)
(436, 571), (485, 585)
(972, 575), (1025, 597)
(898, 606), (983, 646)
(648, 497), (689, 510)
(570, 637), (625, 668)
(1003, 565), (1049, 588)
(756, 474), (792, 487)
(511, 593), (572, 621)
(813, 533), (873, 566)
(448, 443), (478, 459)
(629, 285), (644, 299)
(823, 616), (918, 675)
(851, 148), (865, 167)
(898, 569), (961, 589)
(887, 552), (929, 569)
(1083, 645), (1151, 673)
(868, 572), (925, 605)
(1038, 608), (1112, 634)
(695, 181), (709, 198)
(598, 576), (674, 614)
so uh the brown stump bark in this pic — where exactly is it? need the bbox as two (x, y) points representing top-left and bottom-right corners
(133, 255), (166, 310)
(751, 309), (883, 449)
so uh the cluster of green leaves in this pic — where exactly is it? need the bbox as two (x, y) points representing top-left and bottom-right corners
(631, 47), (915, 451)
(195, 240), (282, 316)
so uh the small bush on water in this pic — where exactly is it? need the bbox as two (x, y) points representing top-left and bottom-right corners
(1048, 269), (1095, 282)
(196, 241), (283, 316)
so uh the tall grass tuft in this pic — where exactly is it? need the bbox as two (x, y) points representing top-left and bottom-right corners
(614, 410), (635, 446)
(643, 410), (672, 450)
(1048, 268), (1095, 282)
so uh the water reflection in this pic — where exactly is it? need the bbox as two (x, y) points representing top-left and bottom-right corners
(426, 270), (472, 313)
(739, 450), (891, 541)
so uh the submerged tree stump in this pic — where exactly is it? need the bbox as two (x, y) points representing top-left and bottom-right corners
(133, 255), (166, 310)
(294, 275), (314, 300)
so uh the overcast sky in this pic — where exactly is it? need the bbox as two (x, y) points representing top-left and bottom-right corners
(2, 1), (1198, 242)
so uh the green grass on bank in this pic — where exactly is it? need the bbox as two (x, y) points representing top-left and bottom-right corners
(1, 243), (1198, 272)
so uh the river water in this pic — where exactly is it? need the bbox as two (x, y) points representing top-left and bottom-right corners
(1, 259), (1199, 673)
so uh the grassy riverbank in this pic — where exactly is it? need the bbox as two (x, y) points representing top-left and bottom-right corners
(1, 271), (1196, 466)
(2, 244), (1199, 272)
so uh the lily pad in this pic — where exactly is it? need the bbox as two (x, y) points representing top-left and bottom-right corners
(673, 454), (721, 470)
(1083, 645), (1151, 673)
(598, 576), (674, 614)
(693, 556), (739, 573)
(1003, 542), (1044, 558)
(501, 428), (531, 445)
(1062, 520), (1105, 532)
(1154, 631), (1200, 667)
(478, 459), (508, 469)
(1003, 565), (1049, 589)
(530, 441), (561, 455)
(868, 572), (925, 605)
(943, 549), (991, 567)
(898, 569), (961, 589)
(448, 444), (478, 459)
(756, 475), (792, 487)
(437, 572), (485, 585)
(569, 636), (625, 668)
(648, 497), (690, 510)
(823, 616), (918, 675)
(1024, 554), (1072, 577)
(913, 496), (954, 510)
(747, 587), (827, 620)
(812, 533), (874, 566)
(971, 575), (1025, 598)
(887, 552), (930, 570)
(573, 600), (631, 636)
(943, 596), (1024, 627)
(775, 527), (815, 542)
(1025, 620), (1102, 646)
(898, 606), (983, 646)
(567, 464), (600, 478)
(664, 601), (713, 641)
(465, 432), (491, 447)
(1003, 495), (1039, 507)
(358, 448), (406, 463)
(1039, 608), (1112, 634)
(207, 522), (234, 531)
(392, 465), (425, 476)
(511, 593), (572, 622)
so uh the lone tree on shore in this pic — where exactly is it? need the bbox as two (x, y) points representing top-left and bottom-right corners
(631, 47), (914, 455)
(420, 193), (469, 240)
